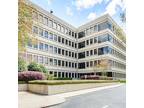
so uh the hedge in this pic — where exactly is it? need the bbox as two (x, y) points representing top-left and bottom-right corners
(29, 80), (119, 85)
(18, 71), (46, 83)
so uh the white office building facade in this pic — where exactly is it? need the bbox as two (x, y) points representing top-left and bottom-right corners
(20, 1), (126, 79)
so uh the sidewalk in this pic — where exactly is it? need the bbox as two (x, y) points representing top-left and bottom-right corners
(19, 84), (123, 108)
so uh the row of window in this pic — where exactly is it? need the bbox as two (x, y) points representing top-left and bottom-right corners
(78, 46), (125, 60)
(33, 11), (77, 38)
(28, 41), (77, 59)
(33, 26), (77, 48)
(27, 54), (77, 69)
(78, 21), (113, 38)
(78, 59), (126, 70)
(78, 33), (126, 51)
(49, 71), (78, 78)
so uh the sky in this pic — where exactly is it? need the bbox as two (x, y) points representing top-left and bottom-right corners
(30, 0), (126, 31)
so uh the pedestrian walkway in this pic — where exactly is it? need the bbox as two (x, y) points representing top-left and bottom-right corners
(19, 84), (123, 108)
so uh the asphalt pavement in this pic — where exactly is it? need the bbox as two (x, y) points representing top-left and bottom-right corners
(49, 84), (126, 108)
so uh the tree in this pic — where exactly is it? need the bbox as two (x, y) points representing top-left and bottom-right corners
(97, 59), (109, 77)
(18, 57), (27, 72)
(39, 64), (48, 73)
(27, 62), (42, 72)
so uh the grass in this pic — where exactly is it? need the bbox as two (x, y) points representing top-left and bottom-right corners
(119, 80), (126, 83)
(28, 80), (119, 85)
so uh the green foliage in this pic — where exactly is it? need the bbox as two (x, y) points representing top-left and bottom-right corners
(18, 57), (27, 72)
(54, 77), (72, 80)
(27, 62), (48, 73)
(39, 64), (48, 73)
(27, 62), (42, 72)
(29, 80), (119, 85)
(47, 74), (54, 80)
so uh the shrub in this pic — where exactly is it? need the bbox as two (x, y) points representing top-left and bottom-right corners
(54, 77), (72, 80)
(39, 64), (48, 73)
(27, 62), (42, 72)
(18, 57), (27, 72)
(27, 62), (48, 73)
(18, 71), (46, 83)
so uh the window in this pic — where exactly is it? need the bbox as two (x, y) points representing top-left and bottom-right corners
(54, 72), (57, 77)
(49, 58), (53, 65)
(39, 43), (43, 50)
(90, 50), (93, 55)
(58, 36), (61, 43)
(27, 54), (32, 62)
(69, 51), (71, 57)
(72, 32), (74, 37)
(94, 49), (97, 55)
(62, 61), (64, 66)
(94, 37), (97, 43)
(94, 25), (98, 32)
(33, 55), (38, 63)
(49, 33), (53, 40)
(65, 50), (68, 56)
(45, 57), (48, 65)
(49, 20), (53, 27)
(33, 26), (38, 34)
(90, 61), (93, 67)
(78, 41), (85, 49)
(54, 34), (57, 41)
(69, 62), (71, 67)
(44, 17), (48, 25)
(39, 56), (43, 64)
(75, 63), (77, 68)
(90, 27), (94, 33)
(62, 38), (64, 44)
(28, 39), (32, 47)
(58, 48), (61, 54)
(78, 62), (85, 69)
(53, 22), (57, 29)
(58, 60), (61, 66)
(72, 52), (74, 58)
(54, 59), (57, 66)
(57, 24), (61, 31)
(32, 11), (38, 20)
(66, 61), (68, 67)
(94, 60), (97, 66)
(86, 40), (89, 45)
(86, 51), (89, 56)
(44, 44), (48, 51)
(54, 47), (57, 54)
(44, 31), (48, 38)
(86, 62), (89, 67)
(39, 28), (43, 37)
(34, 43), (38, 49)
(86, 28), (90, 35)
(75, 43), (77, 48)
(49, 46), (53, 53)
(69, 41), (71, 46)
(69, 30), (71, 36)
(72, 42), (74, 47)
(62, 49), (64, 55)
(90, 38), (93, 45)
(78, 52), (85, 59)
(39, 14), (43, 23)
(72, 63), (74, 68)
(65, 39), (68, 45)
(75, 33), (77, 38)
(78, 31), (85, 38)
(98, 21), (112, 31)
(98, 34), (109, 43)
(98, 46), (109, 55)
(75, 53), (77, 58)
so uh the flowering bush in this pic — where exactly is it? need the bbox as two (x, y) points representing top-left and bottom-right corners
(18, 71), (46, 83)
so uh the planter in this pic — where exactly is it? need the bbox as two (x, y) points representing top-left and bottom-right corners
(28, 82), (118, 95)
(18, 84), (28, 91)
